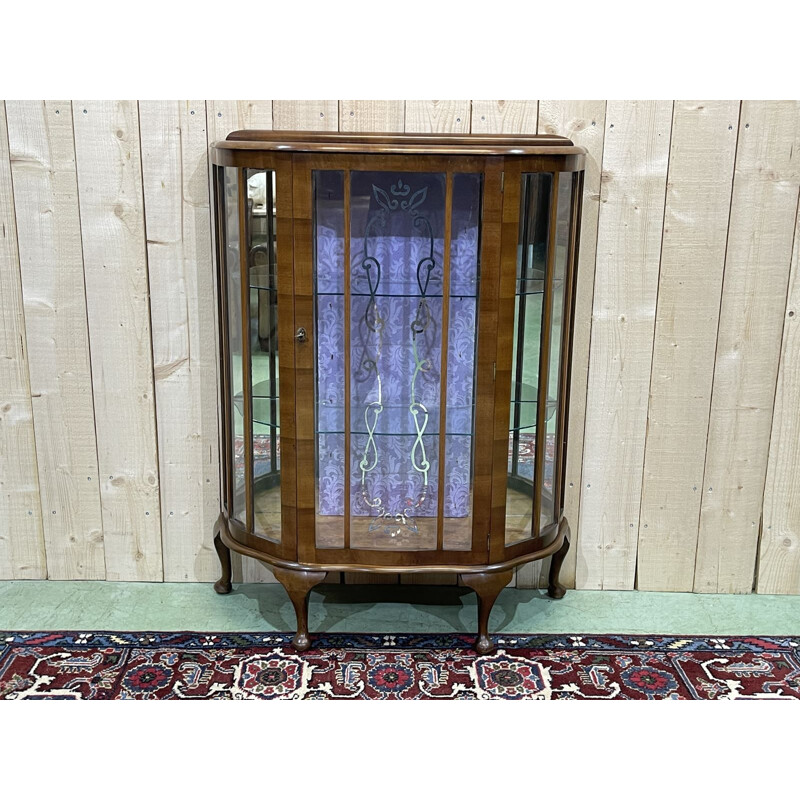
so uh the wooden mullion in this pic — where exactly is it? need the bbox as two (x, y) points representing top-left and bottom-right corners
(490, 158), (520, 563)
(436, 171), (454, 551)
(472, 159), (504, 561)
(275, 153), (298, 561)
(292, 157), (316, 563)
(343, 169), (352, 550)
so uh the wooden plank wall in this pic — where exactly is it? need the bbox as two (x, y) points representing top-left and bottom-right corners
(6, 101), (104, 580)
(1, 100), (799, 596)
(0, 101), (46, 579)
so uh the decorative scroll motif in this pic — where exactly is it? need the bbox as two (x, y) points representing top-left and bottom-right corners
(358, 178), (436, 537)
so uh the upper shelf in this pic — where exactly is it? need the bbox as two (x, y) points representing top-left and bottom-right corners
(215, 130), (588, 157)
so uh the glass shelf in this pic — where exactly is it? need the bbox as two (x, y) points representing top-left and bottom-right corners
(316, 429), (474, 437)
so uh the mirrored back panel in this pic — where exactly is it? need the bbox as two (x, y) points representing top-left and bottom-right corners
(311, 169), (483, 554)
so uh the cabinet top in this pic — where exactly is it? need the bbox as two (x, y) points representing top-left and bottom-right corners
(216, 130), (587, 156)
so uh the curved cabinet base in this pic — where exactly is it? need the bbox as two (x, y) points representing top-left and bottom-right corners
(212, 514), (571, 654)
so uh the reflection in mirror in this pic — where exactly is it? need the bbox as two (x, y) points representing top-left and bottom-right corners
(542, 172), (574, 525)
(223, 167), (246, 525)
(506, 172), (553, 545)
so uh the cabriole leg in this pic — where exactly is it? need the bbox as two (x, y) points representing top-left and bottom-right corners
(272, 566), (328, 652)
(547, 519), (571, 599)
(461, 569), (513, 655)
(213, 525), (233, 595)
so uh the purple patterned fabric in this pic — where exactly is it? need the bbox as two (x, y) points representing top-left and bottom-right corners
(315, 172), (481, 520)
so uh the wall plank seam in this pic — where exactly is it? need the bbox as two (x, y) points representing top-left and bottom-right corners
(135, 100), (166, 582)
(634, 101), (676, 591)
(754, 184), (800, 592)
(69, 99), (108, 581)
(689, 101), (743, 590)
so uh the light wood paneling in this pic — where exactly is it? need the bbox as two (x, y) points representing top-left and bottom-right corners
(0, 102), (47, 580)
(576, 100), (673, 590)
(3, 99), (800, 596)
(759, 203), (800, 594)
(340, 101), (404, 132)
(404, 101), (470, 134)
(73, 100), (163, 582)
(208, 101), (273, 142)
(637, 101), (740, 592)
(273, 101), (338, 131)
(695, 101), (800, 593)
(517, 100), (606, 590)
(140, 101), (220, 582)
(471, 101), (538, 134)
(5, 100), (105, 580)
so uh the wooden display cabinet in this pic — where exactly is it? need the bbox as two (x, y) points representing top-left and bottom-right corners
(211, 131), (586, 653)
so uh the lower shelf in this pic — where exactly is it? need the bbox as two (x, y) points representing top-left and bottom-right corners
(244, 483), (547, 552)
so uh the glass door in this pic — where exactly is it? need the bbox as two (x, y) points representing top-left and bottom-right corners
(294, 156), (500, 566)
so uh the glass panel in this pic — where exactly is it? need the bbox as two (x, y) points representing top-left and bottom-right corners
(443, 173), (483, 551)
(246, 168), (281, 542)
(349, 171), (446, 550)
(542, 172), (574, 524)
(506, 172), (552, 545)
(224, 167), (246, 526)
(313, 171), (346, 549)
(311, 170), (482, 553)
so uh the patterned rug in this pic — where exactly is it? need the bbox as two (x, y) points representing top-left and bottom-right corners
(1, 632), (798, 699)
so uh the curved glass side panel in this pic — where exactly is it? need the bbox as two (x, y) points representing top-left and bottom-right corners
(542, 172), (574, 525)
(505, 172), (552, 545)
(223, 167), (246, 526)
(246, 168), (281, 543)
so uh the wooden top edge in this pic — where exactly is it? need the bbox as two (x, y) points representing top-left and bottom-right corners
(216, 130), (586, 156)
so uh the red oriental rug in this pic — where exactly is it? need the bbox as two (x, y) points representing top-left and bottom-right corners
(1, 632), (798, 699)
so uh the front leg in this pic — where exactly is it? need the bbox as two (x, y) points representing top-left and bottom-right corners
(461, 569), (513, 654)
(272, 566), (328, 652)
(547, 518), (571, 599)
(213, 522), (233, 595)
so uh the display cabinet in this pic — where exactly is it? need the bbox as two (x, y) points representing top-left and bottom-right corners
(211, 131), (586, 653)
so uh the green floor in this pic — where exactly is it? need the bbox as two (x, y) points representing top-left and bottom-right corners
(1, 581), (799, 635)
